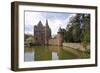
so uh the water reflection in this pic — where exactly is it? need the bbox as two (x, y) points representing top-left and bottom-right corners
(24, 52), (34, 61)
(52, 52), (58, 60)
(24, 46), (90, 61)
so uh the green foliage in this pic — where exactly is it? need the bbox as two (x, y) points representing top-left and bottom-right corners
(59, 14), (90, 48)
(24, 35), (33, 47)
(81, 14), (90, 48)
(60, 14), (82, 42)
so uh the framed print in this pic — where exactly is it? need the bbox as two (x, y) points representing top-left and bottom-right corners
(11, 1), (97, 71)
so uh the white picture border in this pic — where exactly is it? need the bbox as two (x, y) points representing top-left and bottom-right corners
(18, 5), (96, 68)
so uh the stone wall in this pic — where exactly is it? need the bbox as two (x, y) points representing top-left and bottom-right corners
(62, 43), (90, 51)
(48, 32), (62, 46)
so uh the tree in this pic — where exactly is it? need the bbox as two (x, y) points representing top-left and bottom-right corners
(60, 13), (90, 46)
(24, 34), (33, 47)
(65, 14), (81, 42)
(81, 14), (90, 49)
(58, 28), (67, 42)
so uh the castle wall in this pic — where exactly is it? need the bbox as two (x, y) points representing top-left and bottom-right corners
(34, 20), (51, 45)
(33, 20), (62, 46)
(48, 33), (62, 46)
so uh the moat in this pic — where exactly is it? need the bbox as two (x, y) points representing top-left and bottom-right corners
(24, 46), (90, 61)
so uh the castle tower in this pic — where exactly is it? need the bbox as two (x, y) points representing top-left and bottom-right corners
(46, 19), (49, 28)
(57, 27), (62, 46)
(37, 21), (43, 27)
(34, 20), (45, 45)
(45, 20), (51, 45)
(34, 20), (51, 46)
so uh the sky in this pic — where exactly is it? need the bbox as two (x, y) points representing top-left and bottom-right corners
(24, 11), (76, 36)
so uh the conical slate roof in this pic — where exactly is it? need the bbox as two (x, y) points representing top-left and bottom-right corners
(46, 19), (49, 27)
(37, 21), (43, 27)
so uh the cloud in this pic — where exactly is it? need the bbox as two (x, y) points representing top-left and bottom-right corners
(25, 25), (33, 34)
(48, 14), (76, 35)
(25, 12), (41, 26)
(24, 11), (76, 35)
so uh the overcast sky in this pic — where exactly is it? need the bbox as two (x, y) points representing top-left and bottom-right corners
(24, 11), (76, 35)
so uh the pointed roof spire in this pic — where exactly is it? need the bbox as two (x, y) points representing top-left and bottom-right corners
(38, 20), (43, 27)
(46, 19), (49, 27)
(58, 27), (62, 33)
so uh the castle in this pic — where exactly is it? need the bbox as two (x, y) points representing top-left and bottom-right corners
(34, 20), (62, 46)
(34, 20), (51, 45)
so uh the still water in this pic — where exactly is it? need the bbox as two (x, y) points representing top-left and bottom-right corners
(24, 46), (90, 61)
